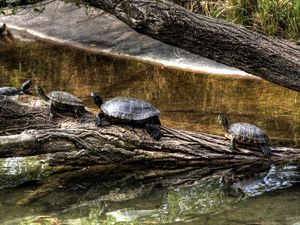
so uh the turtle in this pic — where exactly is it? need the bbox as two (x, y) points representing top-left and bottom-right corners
(91, 92), (162, 140)
(0, 79), (32, 96)
(35, 85), (85, 119)
(218, 113), (272, 157)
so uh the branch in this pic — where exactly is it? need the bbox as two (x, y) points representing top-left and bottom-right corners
(86, 0), (300, 91)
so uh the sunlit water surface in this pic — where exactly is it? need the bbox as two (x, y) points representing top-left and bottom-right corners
(0, 40), (299, 224)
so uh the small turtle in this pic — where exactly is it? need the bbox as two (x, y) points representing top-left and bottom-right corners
(0, 79), (32, 96)
(218, 113), (271, 157)
(91, 93), (162, 140)
(36, 85), (85, 119)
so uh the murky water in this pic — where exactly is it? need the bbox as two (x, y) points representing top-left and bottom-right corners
(2, 40), (300, 146)
(0, 40), (300, 224)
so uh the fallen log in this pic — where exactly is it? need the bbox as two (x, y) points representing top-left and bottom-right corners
(86, 0), (300, 91)
(0, 96), (299, 167)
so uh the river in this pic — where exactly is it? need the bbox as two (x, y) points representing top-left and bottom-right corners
(0, 39), (299, 224)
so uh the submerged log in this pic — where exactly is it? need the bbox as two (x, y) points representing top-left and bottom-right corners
(0, 96), (299, 167)
(86, 0), (300, 91)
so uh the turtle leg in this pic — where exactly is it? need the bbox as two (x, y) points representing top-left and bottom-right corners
(145, 116), (162, 140)
(128, 125), (135, 132)
(95, 112), (110, 126)
(49, 101), (56, 119)
(261, 145), (272, 158)
(229, 137), (237, 151)
(75, 108), (84, 121)
(146, 124), (162, 140)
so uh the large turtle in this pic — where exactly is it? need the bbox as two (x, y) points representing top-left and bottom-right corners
(0, 79), (32, 96)
(218, 113), (271, 157)
(36, 85), (85, 119)
(91, 93), (162, 140)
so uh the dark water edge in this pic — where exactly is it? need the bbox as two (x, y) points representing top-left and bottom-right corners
(0, 40), (299, 224)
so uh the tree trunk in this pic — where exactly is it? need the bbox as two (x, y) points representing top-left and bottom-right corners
(0, 96), (299, 167)
(86, 0), (300, 91)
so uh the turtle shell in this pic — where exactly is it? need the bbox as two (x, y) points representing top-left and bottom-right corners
(228, 122), (269, 144)
(47, 91), (84, 107)
(0, 87), (19, 96)
(101, 97), (160, 121)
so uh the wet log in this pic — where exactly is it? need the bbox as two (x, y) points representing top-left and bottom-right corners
(0, 96), (299, 167)
(86, 0), (300, 91)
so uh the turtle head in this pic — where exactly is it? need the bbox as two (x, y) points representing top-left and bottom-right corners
(91, 92), (103, 109)
(35, 85), (49, 101)
(218, 113), (229, 131)
(19, 79), (32, 94)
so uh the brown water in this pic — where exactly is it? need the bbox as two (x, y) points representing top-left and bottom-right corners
(1, 40), (300, 146)
(0, 40), (299, 225)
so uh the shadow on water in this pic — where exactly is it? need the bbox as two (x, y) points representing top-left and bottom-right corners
(0, 40), (300, 224)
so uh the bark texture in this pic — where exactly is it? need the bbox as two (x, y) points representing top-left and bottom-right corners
(0, 96), (299, 167)
(86, 0), (300, 91)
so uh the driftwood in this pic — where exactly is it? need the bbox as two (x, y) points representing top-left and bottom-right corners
(86, 0), (300, 91)
(0, 96), (299, 168)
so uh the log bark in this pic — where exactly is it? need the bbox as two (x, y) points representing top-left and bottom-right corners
(86, 0), (300, 91)
(0, 96), (299, 167)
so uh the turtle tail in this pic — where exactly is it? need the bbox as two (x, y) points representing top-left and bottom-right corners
(261, 145), (272, 158)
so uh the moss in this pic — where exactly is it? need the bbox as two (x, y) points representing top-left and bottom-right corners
(173, 0), (300, 40)
(0, 156), (67, 188)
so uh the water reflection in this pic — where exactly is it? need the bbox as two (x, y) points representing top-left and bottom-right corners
(0, 162), (298, 224)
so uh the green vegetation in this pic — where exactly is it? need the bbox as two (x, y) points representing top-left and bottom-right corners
(174, 0), (300, 40)
(1, 0), (299, 40)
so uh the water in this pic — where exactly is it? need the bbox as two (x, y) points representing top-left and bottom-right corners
(0, 40), (300, 224)
(0, 162), (299, 224)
